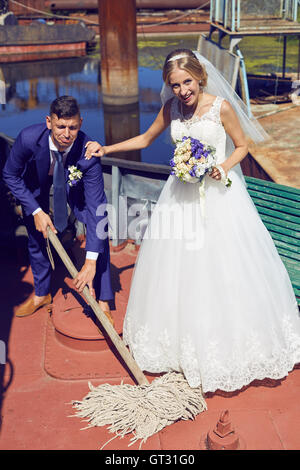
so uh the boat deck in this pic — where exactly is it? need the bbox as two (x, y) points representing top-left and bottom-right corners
(249, 103), (300, 189)
(1, 240), (300, 451)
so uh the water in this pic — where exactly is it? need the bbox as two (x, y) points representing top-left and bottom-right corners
(0, 34), (298, 168)
(0, 36), (201, 166)
(0, 59), (174, 165)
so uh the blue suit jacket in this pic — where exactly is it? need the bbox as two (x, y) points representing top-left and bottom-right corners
(3, 123), (108, 253)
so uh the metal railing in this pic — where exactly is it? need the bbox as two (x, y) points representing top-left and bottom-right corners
(101, 156), (169, 246)
(210, 0), (299, 31)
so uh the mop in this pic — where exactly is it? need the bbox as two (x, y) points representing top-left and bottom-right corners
(46, 228), (207, 447)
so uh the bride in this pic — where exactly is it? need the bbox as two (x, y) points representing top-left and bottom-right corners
(85, 49), (300, 393)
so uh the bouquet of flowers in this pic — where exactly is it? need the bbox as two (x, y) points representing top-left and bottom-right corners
(68, 165), (83, 187)
(170, 136), (231, 187)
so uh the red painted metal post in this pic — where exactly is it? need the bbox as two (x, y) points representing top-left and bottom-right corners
(103, 104), (141, 160)
(98, 0), (138, 105)
(203, 410), (246, 450)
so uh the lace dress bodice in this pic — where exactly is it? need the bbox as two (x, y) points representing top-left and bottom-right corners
(170, 96), (226, 164)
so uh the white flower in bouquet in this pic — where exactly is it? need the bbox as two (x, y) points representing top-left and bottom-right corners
(170, 136), (232, 187)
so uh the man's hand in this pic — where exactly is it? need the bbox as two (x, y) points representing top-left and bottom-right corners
(34, 210), (57, 238)
(84, 141), (106, 160)
(73, 259), (97, 298)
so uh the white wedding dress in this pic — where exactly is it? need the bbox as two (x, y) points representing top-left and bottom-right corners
(123, 96), (300, 393)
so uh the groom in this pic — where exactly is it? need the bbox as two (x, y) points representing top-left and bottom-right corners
(3, 95), (114, 321)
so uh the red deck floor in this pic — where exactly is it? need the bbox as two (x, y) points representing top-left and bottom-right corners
(1, 239), (300, 451)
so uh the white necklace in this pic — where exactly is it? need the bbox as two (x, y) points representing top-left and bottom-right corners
(180, 94), (204, 123)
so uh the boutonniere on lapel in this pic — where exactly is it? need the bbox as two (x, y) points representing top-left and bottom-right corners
(68, 165), (83, 187)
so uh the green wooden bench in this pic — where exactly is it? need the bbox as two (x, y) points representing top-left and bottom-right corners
(245, 176), (300, 306)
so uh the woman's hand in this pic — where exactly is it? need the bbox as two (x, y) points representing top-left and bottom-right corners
(84, 141), (106, 160)
(209, 164), (227, 181)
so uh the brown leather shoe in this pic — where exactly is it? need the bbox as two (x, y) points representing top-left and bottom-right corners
(15, 294), (52, 318)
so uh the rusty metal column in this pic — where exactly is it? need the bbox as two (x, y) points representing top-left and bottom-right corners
(98, 0), (138, 106)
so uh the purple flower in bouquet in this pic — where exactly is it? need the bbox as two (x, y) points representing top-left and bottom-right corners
(170, 136), (217, 183)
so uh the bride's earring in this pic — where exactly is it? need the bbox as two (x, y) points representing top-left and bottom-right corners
(199, 80), (203, 92)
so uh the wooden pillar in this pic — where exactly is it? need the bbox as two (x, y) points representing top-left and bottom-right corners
(98, 0), (138, 106)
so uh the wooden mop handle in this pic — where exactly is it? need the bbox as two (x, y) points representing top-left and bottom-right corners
(46, 227), (149, 386)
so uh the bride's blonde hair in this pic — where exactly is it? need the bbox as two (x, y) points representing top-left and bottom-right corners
(162, 49), (208, 87)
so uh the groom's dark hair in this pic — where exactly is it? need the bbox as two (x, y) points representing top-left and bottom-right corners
(50, 95), (80, 119)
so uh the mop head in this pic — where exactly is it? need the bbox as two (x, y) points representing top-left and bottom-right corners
(71, 371), (207, 448)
